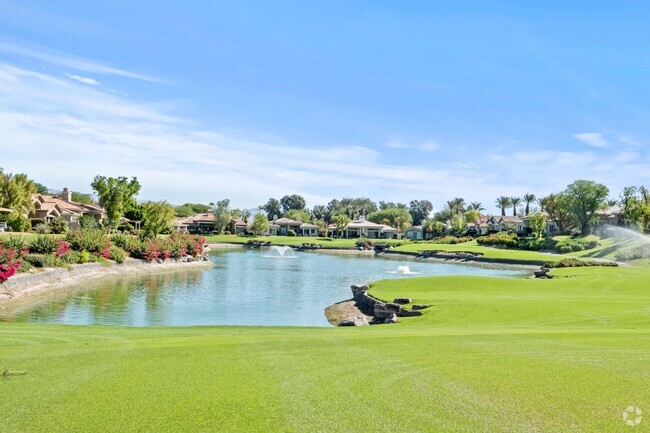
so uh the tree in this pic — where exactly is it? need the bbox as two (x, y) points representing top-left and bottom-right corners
(528, 212), (547, 238)
(262, 198), (282, 219)
(408, 200), (433, 225)
(540, 193), (573, 234)
(332, 214), (350, 237)
(79, 214), (100, 230)
(285, 209), (310, 222)
(564, 179), (609, 235)
(423, 219), (445, 238)
(367, 207), (412, 231)
(0, 170), (37, 216)
(71, 191), (93, 205)
(251, 213), (269, 235)
(448, 214), (467, 236)
(640, 186), (650, 231)
(447, 197), (465, 216)
(464, 209), (480, 224)
(241, 209), (251, 223)
(280, 194), (306, 214)
(142, 201), (176, 236)
(311, 205), (327, 221)
(621, 186), (644, 229)
(467, 202), (485, 212)
(212, 199), (231, 234)
(90, 175), (141, 231)
(34, 182), (48, 194)
(522, 193), (536, 216)
(378, 201), (406, 211)
(510, 197), (522, 216)
(495, 196), (511, 216)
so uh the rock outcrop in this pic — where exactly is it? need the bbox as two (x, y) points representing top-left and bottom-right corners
(350, 284), (423, 324)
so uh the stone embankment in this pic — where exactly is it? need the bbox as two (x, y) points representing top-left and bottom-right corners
(0, 255), (214, 305)
(330, 284), (431, 326)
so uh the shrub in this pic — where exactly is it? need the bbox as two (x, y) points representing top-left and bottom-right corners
(79, 214), (100, 230)
(0, 241), (28, 283)
(546, 258), (618, 268)
(558, 245), (572, 254)
(24, 254), (61, 268)
(55, 241), (70, 257)
(1, 236), (28, 252)
(2, 213), (31, 232)
(111, 233), (139, 252)
(29, 235), (59, 254)
(432, 236), (474, 244)
(48, 217), (69, 234)
(615, 245), (650, 262)
(108, 246), (127, 264)
(65, 230), (111, 257)
(62, 250), (96, 265)
(477, 232), (518, 248)
(287, 230), (296, 237)
(168, 233), (205, 258)
(35, 224), (50, 234)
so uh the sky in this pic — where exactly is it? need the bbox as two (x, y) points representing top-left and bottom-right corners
(1, 0), (650, 213)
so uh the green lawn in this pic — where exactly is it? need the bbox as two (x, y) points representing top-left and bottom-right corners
(393, 239), (564, 264)
(2, 266), (649, 432)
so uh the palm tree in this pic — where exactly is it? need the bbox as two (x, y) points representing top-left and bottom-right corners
(606, 198), (619, 208)
(448, 197), (466, 216)
(522, 193), (536, 216)
(467, 201), (485, 212)
(495, 196), (511, 216)
(510, 197), (522, 216)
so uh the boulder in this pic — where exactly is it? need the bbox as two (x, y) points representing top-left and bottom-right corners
(393, 297), (411, 305)
(411, 304), (430, 310)
(384, 313), (398, 324)
(338, 315), (369, 327)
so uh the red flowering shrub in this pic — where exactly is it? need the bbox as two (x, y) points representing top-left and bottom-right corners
(169, 233), (205, 257)
(0, 241), (27, 283)
(55, 241), (70, 257)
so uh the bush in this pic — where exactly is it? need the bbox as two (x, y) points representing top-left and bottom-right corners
(23, 253), (61, 268)
(111, 233), (139, 252)
(65, 230), (111, 257)
(108, 246), (127, 264)
(477, 232), (518, 248)
(35, 224), (50, 234)
(287, 230), (296, 237)
(79, 214), (101, 230)
(62, 250), (96, 265)
(29, 235), (59, 254)
(0, 241), (29, 282)
(558, 245), (572, 254)
(432, 236), (473, 244)
(48, 217), (68, 234)
(1, 236), (28, 252)
(546, 258), (618, 268)
(2, 213), (31, 232)
(615, 245), (650, 262)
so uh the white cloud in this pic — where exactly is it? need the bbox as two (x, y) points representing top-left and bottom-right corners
(385, 140), (441, 152)
(0, 62), (648, 211)
(573, 132), (609, 148)
(0, 41), (166, 84)
(64, 73), (99, 85)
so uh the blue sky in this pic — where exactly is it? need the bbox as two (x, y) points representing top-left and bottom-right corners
(1, 1), (649, 212)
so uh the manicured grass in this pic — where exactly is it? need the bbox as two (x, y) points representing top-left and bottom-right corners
(205, 234), (407, 249)
(393, 239), (564, 264)
(2, 266), (649, 432)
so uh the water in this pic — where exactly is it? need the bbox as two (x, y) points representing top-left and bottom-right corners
(0, 250), (526, 327)
(264, 245), (297, 259)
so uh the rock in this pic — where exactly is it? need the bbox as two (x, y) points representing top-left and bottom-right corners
(155, 258), (163, 264)
(351, 284), (369, 291)
(411, 304), (430, 310)
(338, 315), (369, 327)
(393, 297), (411, 304)
(384, 313), (398, 324)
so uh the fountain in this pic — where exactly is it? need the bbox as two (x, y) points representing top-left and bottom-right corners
(388, 265), (419, 275)
(266, 245), (297, 259)
(605, 227), (650, 261)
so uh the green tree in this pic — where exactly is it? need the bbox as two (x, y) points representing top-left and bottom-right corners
(285, 209), (310, 222)
(447, 197), (466, 216)
(212, 199), (232, 234)
(564, 180), (609, 235)
(262, 198), (282, 219)
(368, 207), (412, 231)
(0, 170), (37, 216)
(280, 194), (306, 214)
(540, 193), (573, 234)
(449, 214), (467, 236)
(423, 218), (446, 238)
(331, 214), (350, 237)
(311, 205), (327, 221)
(620, 186), (644, 229)
(464, 209), (480, 224)
(34, 182), (48, 194)
(90, 175), (141, 231)
(495, 196), (511, 216)
(528, 212), (547, 238)
(142, 201), (176, 236)
(251, 213), (269, 235)
(510, 197), (523, 216)
(71, 191), (93, 205)
(48, 217), (69, 234)
(522, 193), (536, 216)
(79, 214), (100, 230)
(467, 201), (485, 212)
(408, 200), (433, 225)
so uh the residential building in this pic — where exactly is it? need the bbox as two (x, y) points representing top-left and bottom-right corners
(31, 188), (104, 229)
(327, 215), (398, 239)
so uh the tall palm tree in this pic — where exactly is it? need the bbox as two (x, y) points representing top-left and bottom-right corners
(448, 197), (466, 216)
(522, 193), (536, 216)
(467, 201), (485, 212)
(510, 197), (523, 216)
(495, 196), (511, 217)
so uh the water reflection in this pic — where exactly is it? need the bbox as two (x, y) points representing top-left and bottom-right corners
(1, 251), (524, 327)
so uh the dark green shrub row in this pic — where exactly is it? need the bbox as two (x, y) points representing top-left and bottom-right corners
(545, 258), (618, 268)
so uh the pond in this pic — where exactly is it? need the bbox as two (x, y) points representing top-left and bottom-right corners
(0, 249), (527, 327)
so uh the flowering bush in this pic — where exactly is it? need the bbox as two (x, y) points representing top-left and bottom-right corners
(55, 241), (70, 257)
(29, 235), (59, 254)
(65, 230), (111, 257)
(169, 233), (205, 257)
(0, 240), (28, 283)
(108, 246), (127, 264)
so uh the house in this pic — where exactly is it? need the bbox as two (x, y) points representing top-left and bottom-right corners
(467, 215), (522, 235)
(404, 226), (424, 240)
(175, 213), (216, 234)
(517, 213), (557, 236)
(229, 218), (249, 235)
(328, 215), (398, 239)
(31, 188), (104, 229)
(299, 222), (319, 237)
(272, 217), (302, 236)
(595, 205), (623, 227)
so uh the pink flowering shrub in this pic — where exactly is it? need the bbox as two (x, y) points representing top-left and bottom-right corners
(0, 241), (27, 283)
(55, 241), (70, 257)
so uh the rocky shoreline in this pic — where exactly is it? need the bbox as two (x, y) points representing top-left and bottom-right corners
(0, 257), (214, 306)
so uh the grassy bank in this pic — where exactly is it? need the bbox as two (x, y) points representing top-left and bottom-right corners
(2, 265), (649, 432)
(205, 234), (407, 249)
